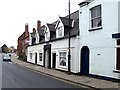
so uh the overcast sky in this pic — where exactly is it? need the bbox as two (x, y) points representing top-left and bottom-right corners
(0, 0), (84, 48)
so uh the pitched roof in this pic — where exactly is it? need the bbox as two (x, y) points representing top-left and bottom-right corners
(59, 17), (73, 27)
(65, 10), (79, 20)
(47, 24), (56, 32)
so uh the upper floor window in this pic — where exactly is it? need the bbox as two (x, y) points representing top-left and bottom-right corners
(58, 26), (63, 37)
(90, 5), (102, 28)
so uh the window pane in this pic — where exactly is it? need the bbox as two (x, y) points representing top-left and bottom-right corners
(58, 26), (63, 37)
(97, 6), (101, 17)
(59, 52), (66, 66)
(30, 53), (32, 59)
(39, 53), (42, 61)
(96, 18), (102, 27)
(91, 8), (96, 18)
(91, 5), (102, 28)
(117, 39), (120, 45)
(92, 19), (97, 28)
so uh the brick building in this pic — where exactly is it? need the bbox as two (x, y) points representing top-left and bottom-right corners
(17, 24), (29, 61)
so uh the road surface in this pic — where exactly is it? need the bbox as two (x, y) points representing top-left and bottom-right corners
(1, 54), (88, 89)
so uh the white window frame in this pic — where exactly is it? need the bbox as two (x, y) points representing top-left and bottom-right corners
(39, 53), (43, 61)
(59, 51), (67, 67)
(58, 26), (64, 37)
(30, 53), (32, 60)
(90, 5), (102, 29)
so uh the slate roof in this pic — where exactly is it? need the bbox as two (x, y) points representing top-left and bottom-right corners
(30, 10), (79, 45)
(47, 24), (56, 32)
(65, 10), (79, 20)
(59, 17), (73, 27)
(47, 10), (79, 41)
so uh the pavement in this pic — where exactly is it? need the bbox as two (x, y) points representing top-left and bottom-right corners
(11, 55), (120, 89)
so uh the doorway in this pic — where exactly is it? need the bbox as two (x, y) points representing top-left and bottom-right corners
(52, 53), (56, 69)
(44, 44), (51, 68)
(80, 46), (89, 75)
(35, 53), (37, 64)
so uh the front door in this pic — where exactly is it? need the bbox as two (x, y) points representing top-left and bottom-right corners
(117, 48), (120, 70)
(52, 53), (56, 69)
(44, 44), (51, 68)
(80, 46), (89, 75)
(35, 53), (37, 64)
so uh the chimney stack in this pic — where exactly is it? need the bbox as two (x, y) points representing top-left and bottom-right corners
(37, 20), (41, 30)
(32, 28), (36, 33)
(25, 23), (28, 32)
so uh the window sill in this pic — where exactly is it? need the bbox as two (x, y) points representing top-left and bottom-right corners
(59, 65), (67, 69)
(113, 70), (120, 73)
(89, 27), (103, 31)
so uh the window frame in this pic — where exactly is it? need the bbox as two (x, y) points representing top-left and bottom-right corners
(30, 53), (32, 60)
(58, 26), (64, 37)
(39, 53), (43, 61)
(59, 51), (67, 67)
(90, 5), (102, 29)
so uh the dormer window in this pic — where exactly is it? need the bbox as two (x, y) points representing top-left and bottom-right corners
(46, 32), (49, 40)
(58, 26), (63, 37)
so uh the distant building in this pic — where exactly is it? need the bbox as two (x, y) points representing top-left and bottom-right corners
(9, 46), (16, 53)
(17, 24), (29, 61)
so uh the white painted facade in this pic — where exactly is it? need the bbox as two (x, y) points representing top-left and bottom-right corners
(50, 37), (79, 73)
(27, 43), (45, 65)
(79, 0), (120, 79)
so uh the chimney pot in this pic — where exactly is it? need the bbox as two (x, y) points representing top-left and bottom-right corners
(37, 20), (41, 30)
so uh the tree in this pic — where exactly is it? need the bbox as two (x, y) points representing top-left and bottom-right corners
(1, 44), (9, 53)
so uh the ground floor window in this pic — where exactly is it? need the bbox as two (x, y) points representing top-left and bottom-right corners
(30, 53), (32, 60)
(39, 53), (43, 61)
(59, 51), (66, 66)
(117, 48), (120, 70)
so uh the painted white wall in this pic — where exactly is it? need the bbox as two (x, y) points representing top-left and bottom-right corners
(27, 43), (45, 66)
(50, 37), (79, 73)
(79, 0), (120, 79)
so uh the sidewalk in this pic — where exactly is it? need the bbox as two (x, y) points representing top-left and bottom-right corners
(11, 56), (120, 89)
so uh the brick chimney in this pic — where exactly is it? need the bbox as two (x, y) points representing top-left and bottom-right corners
(33, 28), (36, 33)
(37, 20), (41, 30)
(25, 23), (28, 32)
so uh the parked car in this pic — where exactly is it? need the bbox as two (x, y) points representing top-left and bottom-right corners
(3, 54), (11, 61)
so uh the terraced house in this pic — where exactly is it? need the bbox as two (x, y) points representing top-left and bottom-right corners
(27, 10), (79, 73)
(27, 0), (120, 81)
(78, 0), (120, 80)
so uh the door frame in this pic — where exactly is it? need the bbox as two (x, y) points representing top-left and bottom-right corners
(80, 46), (89, 75)
(52, 52), (56, 69)
(35, 52), (37, 64)
(43, 44), (51, 68)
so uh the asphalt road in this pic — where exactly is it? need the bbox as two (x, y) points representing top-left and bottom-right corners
(1, 54), (83, 88)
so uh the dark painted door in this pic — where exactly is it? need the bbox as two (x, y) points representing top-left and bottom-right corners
(80, 46), (89, 75)
(117, 48), (120, 70)
(52, 53), (56, 69)
(35, 53), (37, 64)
